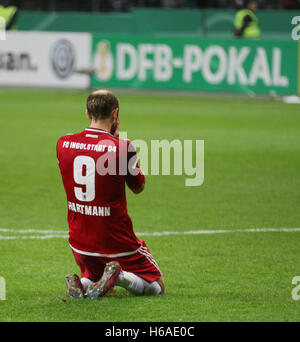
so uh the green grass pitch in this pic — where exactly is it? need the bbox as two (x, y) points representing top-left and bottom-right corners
(0, 88), (300, 322)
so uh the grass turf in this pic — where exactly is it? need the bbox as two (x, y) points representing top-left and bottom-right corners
(0, 88), (299, 321)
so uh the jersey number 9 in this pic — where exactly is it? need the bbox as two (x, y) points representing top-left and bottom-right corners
(73, 156), (96, 202)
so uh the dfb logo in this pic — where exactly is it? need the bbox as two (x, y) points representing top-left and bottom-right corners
(51, 39), (76, 79)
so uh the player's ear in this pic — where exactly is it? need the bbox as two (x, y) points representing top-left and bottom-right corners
(112, 107), (119, 121)
(86, 109), (92, 121)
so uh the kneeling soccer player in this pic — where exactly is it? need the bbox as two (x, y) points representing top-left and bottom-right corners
(56, 90), (165, 298)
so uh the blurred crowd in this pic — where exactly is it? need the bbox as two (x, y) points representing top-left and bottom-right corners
(1, 0), (300, 11)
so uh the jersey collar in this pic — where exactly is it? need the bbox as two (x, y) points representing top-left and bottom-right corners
(85, 128), (114, 137)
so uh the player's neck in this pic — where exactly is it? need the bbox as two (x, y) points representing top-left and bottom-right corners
(89, 120), (111, 133)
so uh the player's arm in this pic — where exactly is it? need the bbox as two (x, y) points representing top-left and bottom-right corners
(128, 171), (145, 194)
(114, 119), (145, 194)
(125, 141), (146, 195)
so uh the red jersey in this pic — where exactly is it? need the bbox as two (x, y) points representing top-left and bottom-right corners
(56, 128), (145, 257)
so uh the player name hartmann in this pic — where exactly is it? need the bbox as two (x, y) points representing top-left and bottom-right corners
(68, 201), (110, 217)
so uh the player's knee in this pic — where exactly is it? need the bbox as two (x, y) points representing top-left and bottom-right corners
(144, 279), (164, 296)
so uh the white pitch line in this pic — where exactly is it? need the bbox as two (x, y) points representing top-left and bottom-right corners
(0, 227), (300, 240)
(0, 234), (69, 240)
(137, 228), (300, 236)
(0, 228), (67, 234)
